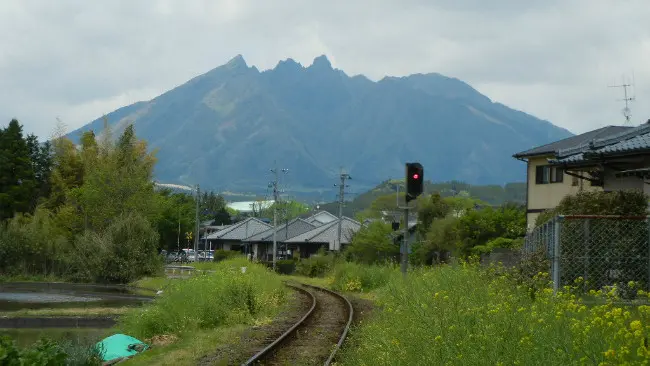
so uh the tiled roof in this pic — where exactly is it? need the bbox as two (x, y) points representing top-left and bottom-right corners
(285, 217), (361, 244)
(243, 218), (317, 242)
(585, 131), (650, 156)
(205, 217), (271, 240)
(304, 211), (338, 226)
(512, 126), (631, 158)
(549, 122), (650, 165)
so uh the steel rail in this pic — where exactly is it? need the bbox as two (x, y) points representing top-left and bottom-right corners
(300, 283), (354, 366)
(241, 282), (354, 366)
(241, 283), (316, 365)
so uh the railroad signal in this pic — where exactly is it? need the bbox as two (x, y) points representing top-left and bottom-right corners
(405, 162), (424, 203)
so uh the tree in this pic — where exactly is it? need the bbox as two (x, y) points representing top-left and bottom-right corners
(0, 119), (36, 220)
(411, 216), (459, 265)
(416, 193), (450, 237)
(346, 221), (398, 264)
(26, 134), (52, 210)
(200, 191), (227, 221)
(274, 200), (310, 222)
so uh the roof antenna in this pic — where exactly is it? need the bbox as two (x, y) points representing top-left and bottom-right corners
(608, 73), (636, 126)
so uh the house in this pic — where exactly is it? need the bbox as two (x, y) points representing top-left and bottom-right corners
(285, 216), (362, 254)
(205, 217), (271, 252)
(548, 121), (650, 195)
(242, 218), (318, 261)
(303, 210), (338, 226)
(513, 125), (632, 231)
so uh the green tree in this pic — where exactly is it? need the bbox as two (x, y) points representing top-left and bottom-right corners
(274, 200), (310, 222)
(411, 216), (460, 265)
(416, 193), (450, 236)
(455, 204), (525, 256)
(0, 119), (36, 220)
(346, 221), (398, 264)
(76, 125), (159, 232)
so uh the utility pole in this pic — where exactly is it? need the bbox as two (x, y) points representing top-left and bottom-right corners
(334, 169), (351, 251)
(177, 206), (180, 251)
(270, 163), (288, 270)
(194, 184), (200, 261)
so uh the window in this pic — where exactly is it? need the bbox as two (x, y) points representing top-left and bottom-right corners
(535, 165), (563, 184)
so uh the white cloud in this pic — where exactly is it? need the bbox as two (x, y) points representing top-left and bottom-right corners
(0, 0), (649, 138)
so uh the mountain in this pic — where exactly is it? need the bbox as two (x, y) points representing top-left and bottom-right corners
(67, 54), (572, 195)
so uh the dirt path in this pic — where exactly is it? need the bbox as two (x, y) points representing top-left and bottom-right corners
(197, 287), (313, 365)
(258, 285), (349, 366)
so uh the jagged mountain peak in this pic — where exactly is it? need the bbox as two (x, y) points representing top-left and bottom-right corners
(309, 55), (333, 70)
(67, 55), (573, 195)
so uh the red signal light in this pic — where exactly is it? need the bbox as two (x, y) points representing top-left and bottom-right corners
(413, 174), (419, 179)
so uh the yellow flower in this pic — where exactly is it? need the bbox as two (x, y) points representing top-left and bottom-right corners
(630, 320), (642, 331)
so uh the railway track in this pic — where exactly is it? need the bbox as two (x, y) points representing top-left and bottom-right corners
(242, 282), (353, 366)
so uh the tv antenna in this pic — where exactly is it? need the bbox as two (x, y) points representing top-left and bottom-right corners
(608, 73), (636, 126)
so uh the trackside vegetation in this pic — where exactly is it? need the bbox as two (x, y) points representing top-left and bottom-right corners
(331, 261), (650, 365)
(119, 258), (287, 339)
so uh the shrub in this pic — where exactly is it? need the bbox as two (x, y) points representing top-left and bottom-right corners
(338, 262), (650, 365)
(69, 213), (162, 283)
(330, 262), (397, 292)
(535, 189), (648, 227)
(296, 251), (337, 277)
(0, 207), (71, 277)
(213, 249), (240, 262)
(118, 258), (287, 339)
(275, 259), (296, 275)
(0, 336), (87, 365)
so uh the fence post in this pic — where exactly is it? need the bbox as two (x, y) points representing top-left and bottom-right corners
(583, 219), (590, 290)
(647, 218), (650, 292)
(552, 216), (562, 294)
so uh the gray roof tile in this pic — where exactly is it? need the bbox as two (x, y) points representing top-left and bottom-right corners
(243, 218), (317, 242)
(550, 123), (650, 165)
(285, 217), (361, 245)
(304, 211), (338, 226)
(513, 126), (631, 158)
(205, 217), (271, 241)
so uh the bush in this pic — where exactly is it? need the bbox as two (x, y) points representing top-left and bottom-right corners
(0, 336), (95, 365)
(296, 251), (337, 277)
(535, 189), (648, 227)
(338, 262), (650, 365)
(0, 207), (71, 277)
(69, 213), (162, 283)
(213, 249), (241, 262)
(118, 258), (287, 339)
(329, 262), (397, 292)
(275, 259), (296, 275)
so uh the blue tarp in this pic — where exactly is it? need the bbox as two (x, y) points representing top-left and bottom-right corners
(95, 333), (149, 362)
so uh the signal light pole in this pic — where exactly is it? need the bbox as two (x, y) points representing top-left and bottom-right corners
(401, 162), (424, 275)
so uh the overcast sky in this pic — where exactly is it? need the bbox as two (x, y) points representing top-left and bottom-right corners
(1, 0), (649, 139)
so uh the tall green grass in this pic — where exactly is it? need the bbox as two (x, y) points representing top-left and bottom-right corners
(118, 258), (287, 339)
(329, 262), (397, 292)
(339, 263), (650, 365)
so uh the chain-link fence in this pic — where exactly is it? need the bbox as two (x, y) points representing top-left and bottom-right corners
(523, 215), (650, 294)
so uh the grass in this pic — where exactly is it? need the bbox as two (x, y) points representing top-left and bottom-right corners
(0, 307), (132, 317)
(122, 326), (247, 366)
(0, 274), (65, 283)
(117, 257), (287, 344)
(335, 262), (650, 365)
